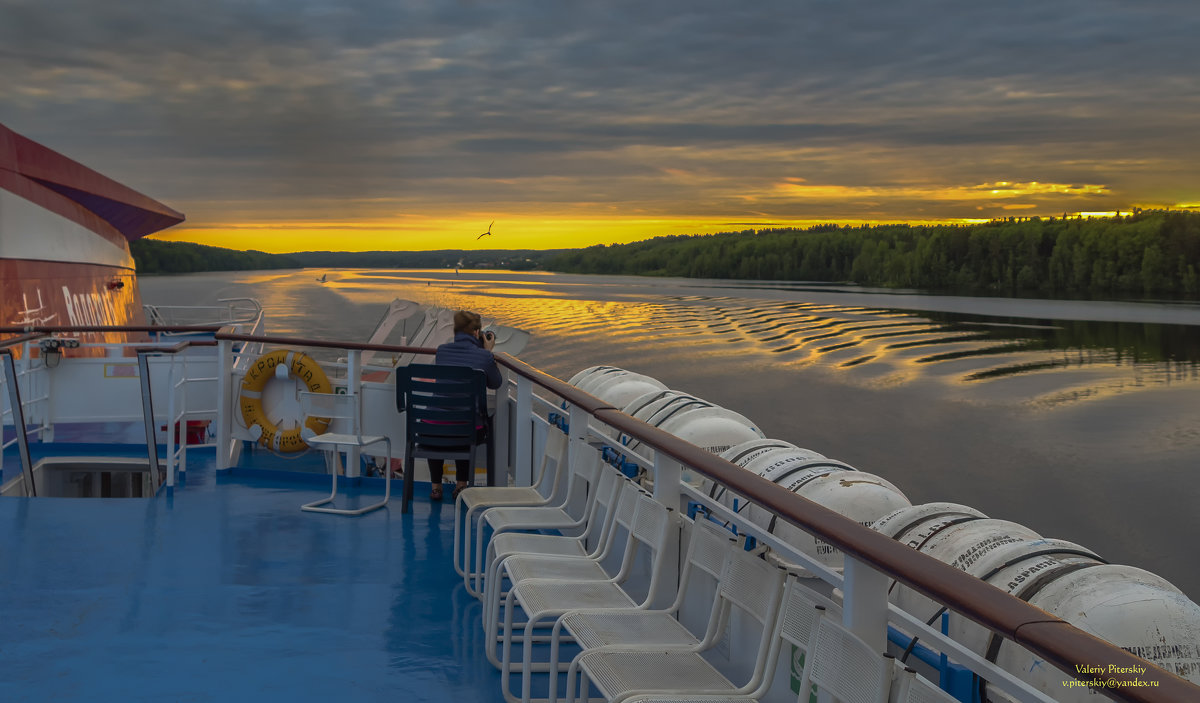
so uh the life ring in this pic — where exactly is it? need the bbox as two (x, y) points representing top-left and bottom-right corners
(239, 349), (333, 453)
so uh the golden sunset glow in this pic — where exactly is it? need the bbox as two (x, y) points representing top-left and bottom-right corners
(4, 2), (1196, 255)
(769, 179), (1110, 202)
(156, 212), (1024, 253)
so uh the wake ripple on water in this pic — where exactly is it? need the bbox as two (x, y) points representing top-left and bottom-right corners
(140, 270), (1200, 597)
(483, 292), (1200, 409)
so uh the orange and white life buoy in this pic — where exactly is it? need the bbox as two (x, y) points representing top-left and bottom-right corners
(239, 349), (332, 453)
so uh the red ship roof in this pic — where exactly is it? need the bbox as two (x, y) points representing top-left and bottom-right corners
(0, 122), (185, 244)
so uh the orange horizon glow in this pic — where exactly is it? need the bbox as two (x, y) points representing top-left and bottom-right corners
(152, 215), (992, 253)
(152, 197), (1200, 253)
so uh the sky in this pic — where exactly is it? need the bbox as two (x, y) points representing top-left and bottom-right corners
(2, 0), (1199, 253)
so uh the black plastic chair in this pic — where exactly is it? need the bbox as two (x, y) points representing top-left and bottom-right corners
(396, 363), (495, 513)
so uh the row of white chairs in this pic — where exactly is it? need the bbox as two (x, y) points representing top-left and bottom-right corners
(454, 427), (961, 703)
(454, 430), (572, 597)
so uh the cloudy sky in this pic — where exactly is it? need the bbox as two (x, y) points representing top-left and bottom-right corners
(3, 0), (1198, 252)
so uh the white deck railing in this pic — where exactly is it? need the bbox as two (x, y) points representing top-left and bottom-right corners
(2, 323), (1196, 702)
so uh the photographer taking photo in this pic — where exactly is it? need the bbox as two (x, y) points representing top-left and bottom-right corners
(429, 310), (502, 500)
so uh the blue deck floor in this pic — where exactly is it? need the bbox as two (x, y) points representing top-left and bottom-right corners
(0, 444), (507, 702)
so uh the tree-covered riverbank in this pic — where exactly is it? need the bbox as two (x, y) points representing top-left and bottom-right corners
(135, 212), (1200, 299)
(130, 240), (558, 273)
(131, 239), (301, 273)
(545, 212), (1200, 297)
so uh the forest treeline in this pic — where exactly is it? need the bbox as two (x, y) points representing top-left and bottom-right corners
(542, 212), (1200, 297)
(134, 212), (1200, 298)
(131, 239), (301, 273)
(285, 249), (560, 270)
(131, 240), (559, 273)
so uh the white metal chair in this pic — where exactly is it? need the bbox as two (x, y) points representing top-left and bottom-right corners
(493, 491), (676, 700)
(618, 698), (757, 703)
(470, 446), (609, 597)
(614, 695), (753, 700)
(298, 391), (392, 515)
(891, 666), (960, 703)
(561, 542), (792, 703)
(794, 610), (894, 703)
(455, 428), (570, 582)
(483, 468), (632, 631)
(541, 518), (742, 702)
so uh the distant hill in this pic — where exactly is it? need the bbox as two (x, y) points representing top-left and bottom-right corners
(135, 211), (1200, 299)
(543, 211), (1200, 298)
(285, 249), (564, 270)
(131, 239), (302, 273)
(131, 240), (564, 274)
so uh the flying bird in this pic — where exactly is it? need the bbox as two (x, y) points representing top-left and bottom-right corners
(476, 221), (494, 239)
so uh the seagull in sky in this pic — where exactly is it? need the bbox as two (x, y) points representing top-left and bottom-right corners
(476, 221), (494, 239)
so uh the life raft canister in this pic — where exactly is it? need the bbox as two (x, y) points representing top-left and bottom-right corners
(239, 349), (332, 453)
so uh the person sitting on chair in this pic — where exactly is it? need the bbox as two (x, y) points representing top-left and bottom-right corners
(429, 310), (503, 500)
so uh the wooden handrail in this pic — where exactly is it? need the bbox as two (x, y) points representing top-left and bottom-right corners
(496, 355), (1199, 703)
(497, 353), (616, 414)
(0, 325), (223, 334)
(34, 329), (1183, 700)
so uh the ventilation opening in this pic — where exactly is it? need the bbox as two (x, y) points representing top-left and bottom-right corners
(1, 457), (161, 498)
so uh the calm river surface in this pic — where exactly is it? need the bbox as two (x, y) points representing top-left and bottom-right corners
(143, 269), (1200, 599)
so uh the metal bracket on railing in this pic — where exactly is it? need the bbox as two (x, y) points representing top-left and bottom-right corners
(1, 350), (36, 496)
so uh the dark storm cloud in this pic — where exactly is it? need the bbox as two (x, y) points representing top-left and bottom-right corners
(2, 0), (1198, 222)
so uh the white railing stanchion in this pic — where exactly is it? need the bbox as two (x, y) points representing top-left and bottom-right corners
(345, 349), (362, 478)
(166, 357), (177, 488)
(515, 374), (533, 486)
(216, 334), (235, 468)
(177, 355), (188, 476)
(841, 555), (890, 654)
(650, 450), (682, 608)
(494, 371), (512, 481)
(652, 450), (681, 511)
(566, 403), (588, 475)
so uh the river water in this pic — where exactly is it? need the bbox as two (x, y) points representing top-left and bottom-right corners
(142, 269), (1200, 599)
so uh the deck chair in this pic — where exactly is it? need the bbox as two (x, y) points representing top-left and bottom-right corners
(561, 565), (806, 703)
(891, 666), (960, 703)
(793, 611), (894, 703)
(491, 490), (676, 697)
(455, 429), (570, 587)
(470, 446), (609, 597)
(396, 363), (492, 514)
(298, 391), (392, 516)
(540, 518), (742, 702)
(483, 468), (631, 630)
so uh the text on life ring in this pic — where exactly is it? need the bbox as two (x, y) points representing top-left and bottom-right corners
(239, 349), (332, 453)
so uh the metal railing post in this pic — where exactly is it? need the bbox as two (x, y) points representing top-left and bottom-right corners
(652, 451), (682, 512)
(166, 357), (177, 488)
(566, 403), (588, 475)
(136, 351), (162, 495)
(345, 349), (362, 477)
(1, 351), (36, 496)
(494, 371), (512, 481)
(515, 375), (533, 486)
(841, 555), (889, 654)
(216, 334), (234, 468)
(177, 354), (188, 476)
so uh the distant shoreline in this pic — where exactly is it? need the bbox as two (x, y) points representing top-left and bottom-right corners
(136, 211), (1200, 301)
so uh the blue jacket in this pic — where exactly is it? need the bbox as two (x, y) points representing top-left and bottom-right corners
(435, 332), (503, 389)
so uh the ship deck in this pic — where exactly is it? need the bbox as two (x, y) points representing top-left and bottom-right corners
(0, 444), (504, 703)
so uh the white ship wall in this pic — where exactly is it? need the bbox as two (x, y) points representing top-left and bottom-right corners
(0, 188), (133, 268)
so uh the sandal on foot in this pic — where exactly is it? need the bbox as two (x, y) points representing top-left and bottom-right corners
(451, 483), (470, 501)
(430, 484), (444, 501)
